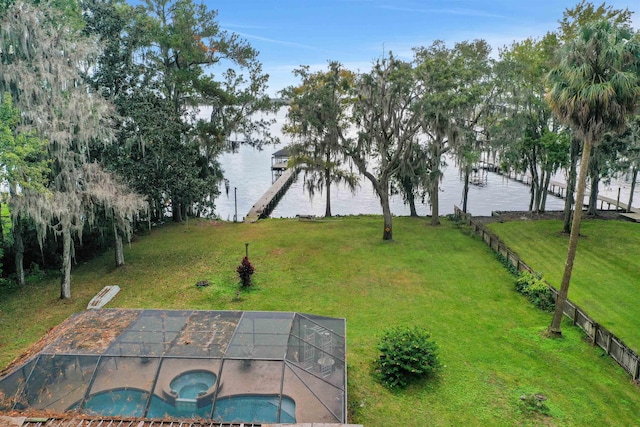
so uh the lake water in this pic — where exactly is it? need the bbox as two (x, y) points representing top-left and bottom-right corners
(214, 140), (567, 221)
(212, 107), (640, 220)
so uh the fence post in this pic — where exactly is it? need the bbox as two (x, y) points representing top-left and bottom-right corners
(592, 322), (598, 346)
(606, 333), (612, 355)
(510, 252), (517, 271)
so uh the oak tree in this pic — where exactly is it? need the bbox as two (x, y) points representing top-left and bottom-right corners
(281, 62), (358, 217)
(348, 54), (421, 240)
(1, 1), (146, 298)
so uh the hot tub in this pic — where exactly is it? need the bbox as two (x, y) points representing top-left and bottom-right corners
(163, 370), (218, 408)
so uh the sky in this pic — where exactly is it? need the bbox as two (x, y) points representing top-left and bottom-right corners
(205, 0), (639, 96)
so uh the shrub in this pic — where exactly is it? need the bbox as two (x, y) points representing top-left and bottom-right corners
(514, 271), (536, 293)
(519, 393), (551, 417)
(373, 326), (440, 390)
(25, 263), (46, 284)
(515, 271), (555, 312)
(236, 256), (255, 287)
(496, 252), (518, 276)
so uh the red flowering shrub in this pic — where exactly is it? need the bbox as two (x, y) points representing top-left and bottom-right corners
(237, 256), (255, 287)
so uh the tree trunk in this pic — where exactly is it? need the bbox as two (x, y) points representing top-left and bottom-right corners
(627, 167), (638, 213)
(381, 193), (393, 240)
(429, 140), (443, 226)
(462, 167), (470, 213)
(60, 228), (72, 299)
(401, 176), (418, 216)
(114, 222), (125, 267)
(430, 179), (440, 226)
(325, 167), (332, 218)
(408, 192), (418, 217)
(531, 166), (541, 213)
(563, 137), (580, 233)
(548, 138), (593, 336)
(13, 215), (25, 286)
(528, 168), (536, 212)
(173, 203), (183, 222)
(527, 175), (535, 212)
(540, 170), (551, 213)
(360, 167), (393, 241)
(587, 174), (599, 216)
(534, 178), (544, 212)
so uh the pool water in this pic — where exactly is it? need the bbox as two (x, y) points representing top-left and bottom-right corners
(147, 395), (212, 419)
(76, 388), (295, 423)
(213, 394), (295, 423)
(79, 388), (213, 419)
(179, 383), (208, 399)
(170, 371), (216, 399)
(81, 388), (148, 417)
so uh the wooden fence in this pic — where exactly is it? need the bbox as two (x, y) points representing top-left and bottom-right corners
(453, 206), (640, 382)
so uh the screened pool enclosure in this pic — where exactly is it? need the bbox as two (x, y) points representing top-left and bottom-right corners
(0, 309), (346, 423)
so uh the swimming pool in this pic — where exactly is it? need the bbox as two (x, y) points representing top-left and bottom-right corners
(76, 388), (212, 419)
(212, 394), (295, 423)
(80, 388), (149, 417)
(75, 389), (295, 423)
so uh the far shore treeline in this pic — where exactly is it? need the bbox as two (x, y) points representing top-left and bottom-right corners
(0, 0), (639, 304)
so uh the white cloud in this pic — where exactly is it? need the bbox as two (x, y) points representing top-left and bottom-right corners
(221, 23), (269, 31)
(379, 5), (510, 20)
(234, 31), (322, 51)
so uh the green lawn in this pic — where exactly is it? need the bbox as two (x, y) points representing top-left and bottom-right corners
(2, 216), (640, 426)
(488, 218), (640, 352)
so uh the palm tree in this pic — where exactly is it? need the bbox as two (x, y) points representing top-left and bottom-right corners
(545, 20), (639, 336)
(621, 115), (640, 212)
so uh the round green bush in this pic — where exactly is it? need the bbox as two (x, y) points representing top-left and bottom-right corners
(515, 271), (555, 312)
(374, 326), (440, 389)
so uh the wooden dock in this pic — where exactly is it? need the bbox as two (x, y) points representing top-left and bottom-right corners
(271, 147), (290, 171)
(478, 162), (640, 218)
(548, 180), (567, 198)
(272, 161), (288, 170)
(595, 194), (624, 210)
(245, 167), (298, 222)
(620, 211), (640, 222)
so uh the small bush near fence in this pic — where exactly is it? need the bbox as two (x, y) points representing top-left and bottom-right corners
(515, 272), (555, 312)
(496, 252), (519, 276)
(373, 326), (440, 390)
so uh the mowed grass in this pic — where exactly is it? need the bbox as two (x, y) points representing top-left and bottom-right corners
(488, 218), (640, 351)
(2, 216), (640, 426)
